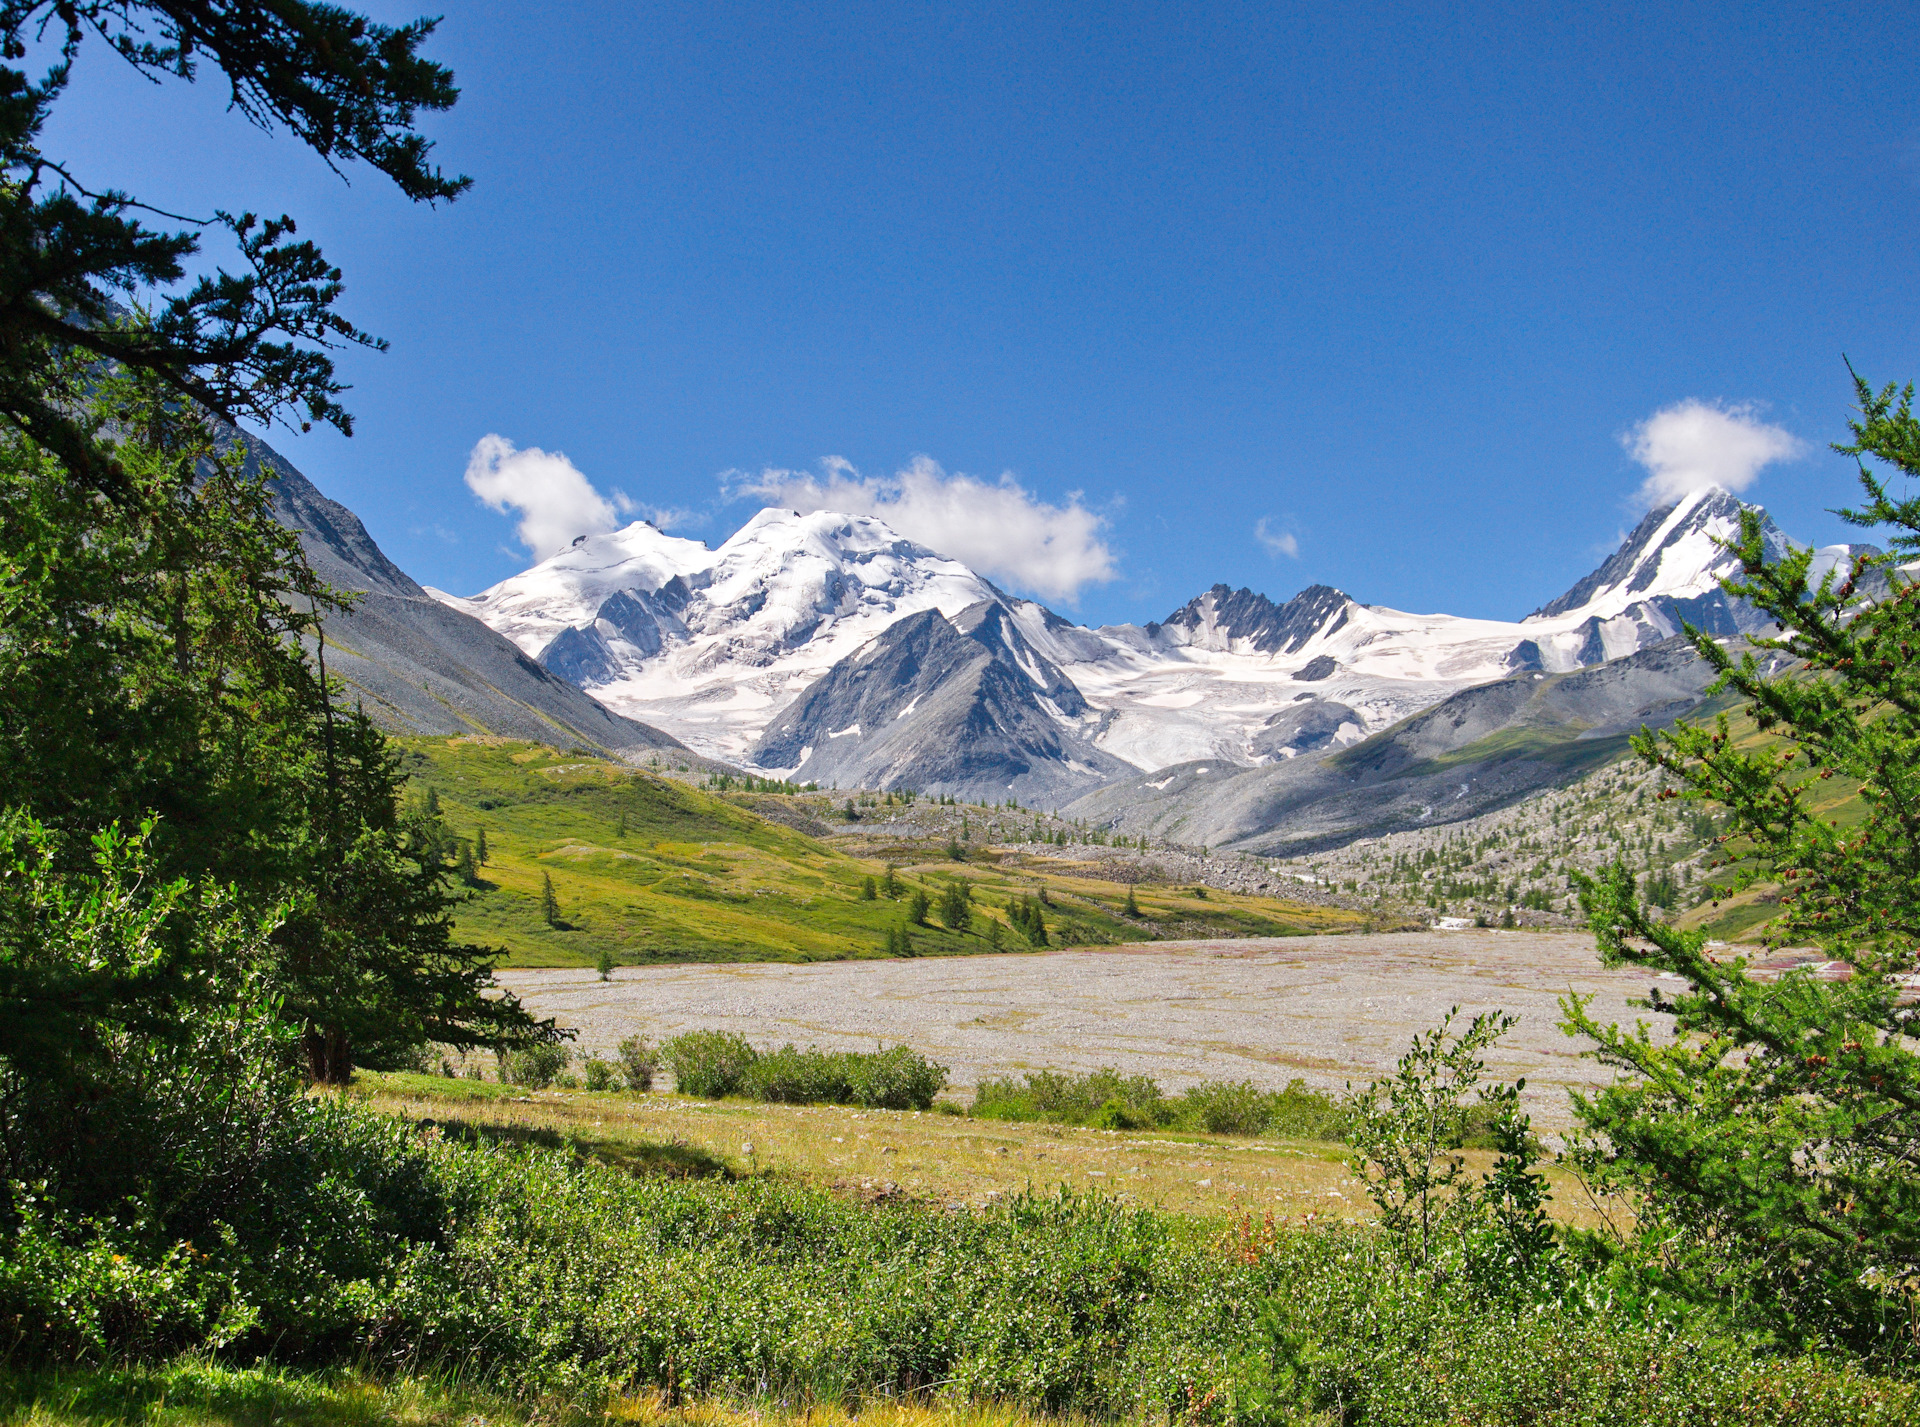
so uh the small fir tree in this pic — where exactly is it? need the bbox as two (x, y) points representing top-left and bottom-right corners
(861, 875), (877, 900)
(475, 827), (489, 866)
(541, 872), (561, 928)
(938, 880), (972, 932)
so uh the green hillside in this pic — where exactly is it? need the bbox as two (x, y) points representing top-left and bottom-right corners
(398, 736), (1363, 967)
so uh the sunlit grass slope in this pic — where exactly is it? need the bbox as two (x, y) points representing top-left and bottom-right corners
(399, 737), (1363, 968)
(1666, 692), (1872, 942)
(0, 1358), (1066, 1427)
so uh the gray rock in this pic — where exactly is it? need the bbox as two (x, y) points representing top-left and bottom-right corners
(750, 600), (1132, 806)
(231, 428), (693, 760)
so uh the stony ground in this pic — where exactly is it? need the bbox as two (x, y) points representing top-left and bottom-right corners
(495, 929), (1673, 1130)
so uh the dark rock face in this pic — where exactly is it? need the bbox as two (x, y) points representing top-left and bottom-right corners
(1251, 700), (1359, 759)
(1503, 640), (1545, 673)
(750, 601), (1131, 807)
(236, 429), (689, 759)
(1154, 583), (1354, 655)
(1291, 654), (1339, 682)
(535, 582), (695, 685)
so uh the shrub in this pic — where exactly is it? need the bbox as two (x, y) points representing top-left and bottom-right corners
(582, 1058), (616, 1091)
(1177, 1078), (1274, 1135)
(659, 1030), (757, 1098)
(1257, 1078), (1354, 1140)
(743, 1044), (857, 1104)
(851, 1044), (949, 1110)
(973, 1067), (1166, 1126)
(498, 1043), (570, 1089)
(739, 1044), (949, 1110)
(616, 1035), (657, 1093)
(969, 1068), (1354, 1140)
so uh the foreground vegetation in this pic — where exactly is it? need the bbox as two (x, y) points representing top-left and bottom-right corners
(0, 1360), (1069, 1427)
(10, 1089), (1917, 1427)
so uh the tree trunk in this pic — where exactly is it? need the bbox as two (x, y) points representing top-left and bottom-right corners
(303, 1024), (353, 1084)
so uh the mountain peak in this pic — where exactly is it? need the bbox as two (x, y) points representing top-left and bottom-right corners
(1529, 484), (1779, 622)
(1151, 582), (1354, 656)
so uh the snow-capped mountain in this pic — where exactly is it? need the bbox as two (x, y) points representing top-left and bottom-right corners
(433, 484), (1866, 806)
(430, 509), (1002, 762)
(1037, 486), (1861, 774)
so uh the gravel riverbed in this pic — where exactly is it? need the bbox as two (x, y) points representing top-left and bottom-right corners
(496, 929), (1676, 1129)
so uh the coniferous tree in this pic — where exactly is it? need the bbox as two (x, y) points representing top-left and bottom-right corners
(0, 1), (468, 493)
(1567, 368), (1920, 1357)
(860, 875), (877, 900)
(541, 872), (561, 928)
(475, 827), (489, 866)
(0, 376), (553, 1086)
(907, 887), (930, 926)
(938, 880), (972, 932)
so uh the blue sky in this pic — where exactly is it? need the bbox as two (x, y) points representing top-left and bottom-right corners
(46, 0), (1920, 624)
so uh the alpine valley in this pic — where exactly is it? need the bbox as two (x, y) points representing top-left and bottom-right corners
(262, 421), (1875, 855)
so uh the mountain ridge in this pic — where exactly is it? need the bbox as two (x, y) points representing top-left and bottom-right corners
(233, 429), (693, 760)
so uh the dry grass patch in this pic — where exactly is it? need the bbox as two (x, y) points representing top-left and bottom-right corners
(360, 1073), (1608, 1227)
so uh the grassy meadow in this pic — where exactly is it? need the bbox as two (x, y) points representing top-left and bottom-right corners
(358, 1070), (1616, 1227)
(399, 736), (1362, 967)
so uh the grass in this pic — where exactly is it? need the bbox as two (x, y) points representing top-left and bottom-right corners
(0, 1360), (1067, 1427)
(400, 736), (1364, 968)
(357, 1070), (1613, 1228)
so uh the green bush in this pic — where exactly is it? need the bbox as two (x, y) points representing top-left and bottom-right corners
(659, 1030), (757, 1097)
(851, 1044), (948, 1110)
(720, 1043), (950, 1111)
(742, 1043), (857, 1104)
(582, 1058), (616, 1091)
(969, 1068), (1351, 1139)
(616, 1035), (657, 1093)
(973, 1066), (1166, 1125)
(497, 1043), (570, 1088)
(1178, 1078), (1276, 1135)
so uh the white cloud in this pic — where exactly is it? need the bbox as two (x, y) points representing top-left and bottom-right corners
(1624, 400), (1806, 507)
(732, 455), (1117, 604)
(464, 434), (629, 559)
(637, 504), (700, 532)
(1254, 516), (1299, 558)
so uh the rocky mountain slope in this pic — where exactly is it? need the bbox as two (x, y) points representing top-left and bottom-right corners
(1062, 636), (1741, 855)
(749, 601), (1135, 804)
(240, 430), (690, 759)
